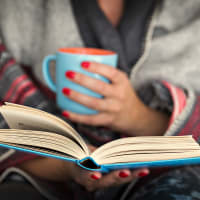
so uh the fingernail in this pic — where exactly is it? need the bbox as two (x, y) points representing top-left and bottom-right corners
(62, 111), (70, 118)
(91, 174), (100, 180)
(65, 71), (75, 79)
(81, 61), (90, 69)
(62, 88), (71, 96)
(138, 171), (149, 177)
(119, 171), (129, 178)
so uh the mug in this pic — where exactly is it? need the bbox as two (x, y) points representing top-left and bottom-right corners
(42, 47), (118, 115)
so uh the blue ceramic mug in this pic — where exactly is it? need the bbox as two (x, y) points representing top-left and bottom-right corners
(42, 47), (118, 114)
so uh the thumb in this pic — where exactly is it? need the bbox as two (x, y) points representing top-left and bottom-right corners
(89, 171), (102, 180)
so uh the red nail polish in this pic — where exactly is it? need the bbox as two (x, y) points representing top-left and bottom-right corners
(62, 111), (70, 118)
(138, 171), (149, 177)
(62, 88), (71, 96)
(119, 171), (129, 178)
(91, 174), (100, 180)
(81, 61), (90, 69)
(65, 71), (75, 79)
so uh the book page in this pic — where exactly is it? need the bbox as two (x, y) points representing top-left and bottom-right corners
(0, 129), (86, 159)
(91, 136), (200, 164)
(0, 103), (89, 156)
(0, 141), (76, 160)
(97, 151), (200, 164)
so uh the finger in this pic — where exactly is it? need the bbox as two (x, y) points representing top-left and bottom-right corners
(82, 170), (102, 191)
(96, 168), (149, 189)
(132, 168), (149, 178)
(96, 169), (132, 188)
(65, 71), (114, 97)
(62, 88), (108, 111)
(63, 88), (121, 113)
(62, 111), (113, 126)
(89, 171), (102, 181)
(79, 168), (102, 181)
(81, 61), (127, 84)
(74, 164), (101, 181)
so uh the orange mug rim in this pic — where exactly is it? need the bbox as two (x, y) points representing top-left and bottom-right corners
(58, 47), (115, 55)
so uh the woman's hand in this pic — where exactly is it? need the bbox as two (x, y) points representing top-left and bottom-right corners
(62, 61), (169, 136)
(67, 144), (149, 192)
(68, 162), (149, 192)
(21, 156), (149, 192)
(20, 145), (149, 192)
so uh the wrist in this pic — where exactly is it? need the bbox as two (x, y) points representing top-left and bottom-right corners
(126, 102), (169, 136)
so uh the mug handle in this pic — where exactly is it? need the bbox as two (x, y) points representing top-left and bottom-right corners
(42, 55), (57, 92)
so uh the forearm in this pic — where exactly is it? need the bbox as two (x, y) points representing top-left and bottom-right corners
(125, 102), (169, 137)
(19, 157), (73, 182)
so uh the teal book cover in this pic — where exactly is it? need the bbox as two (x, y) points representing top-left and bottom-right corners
(1, 142), (200, 173)
(0, 103), (200, 172)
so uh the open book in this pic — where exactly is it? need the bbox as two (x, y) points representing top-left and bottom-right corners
(0, 103), (200, 172)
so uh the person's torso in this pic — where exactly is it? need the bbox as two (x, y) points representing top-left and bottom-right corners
(1, 0), (200, 92)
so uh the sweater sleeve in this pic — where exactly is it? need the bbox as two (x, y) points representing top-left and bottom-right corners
(134, 2), (200, 143)
(0, 42), (57, 112)
(162, 81), (200, 141)
(138, 80), (200, 143)
(0, 36), (60, 172)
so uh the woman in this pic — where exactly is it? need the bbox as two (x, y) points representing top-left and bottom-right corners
(0, 0), (200, 199)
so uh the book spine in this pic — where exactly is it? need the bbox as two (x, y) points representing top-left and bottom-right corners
(77, 157), (109, 172)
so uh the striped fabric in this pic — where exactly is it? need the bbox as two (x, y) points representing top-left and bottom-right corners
(0, 41), (60, 171)
(1, 36), (200, 172)
(0, 44), (34, 106)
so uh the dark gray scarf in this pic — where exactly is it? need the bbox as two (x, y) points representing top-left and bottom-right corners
(72, 0), (156, 74)
(71, 0), (158, 146)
